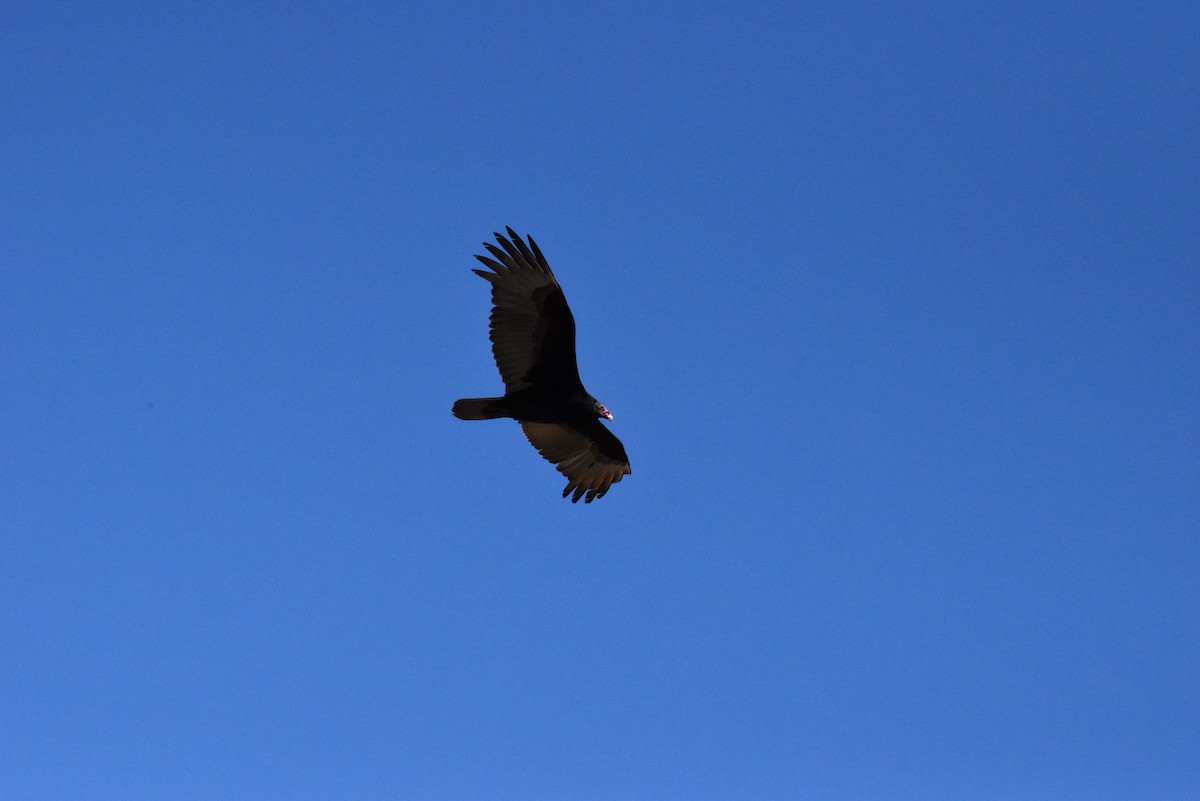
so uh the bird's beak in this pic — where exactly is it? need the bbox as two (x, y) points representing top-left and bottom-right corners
(603, 410), (614, 421)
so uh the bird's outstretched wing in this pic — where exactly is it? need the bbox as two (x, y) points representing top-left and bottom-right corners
(472, 228), (582, 394)
(520, 419), (631, 503)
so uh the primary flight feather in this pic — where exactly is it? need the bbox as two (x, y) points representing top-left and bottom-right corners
(453, 228), (631, 503)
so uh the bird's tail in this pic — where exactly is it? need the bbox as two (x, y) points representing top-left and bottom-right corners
(452, 397), (508, 420)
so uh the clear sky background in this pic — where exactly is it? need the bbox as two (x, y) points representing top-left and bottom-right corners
(2, 2), (1197, 800)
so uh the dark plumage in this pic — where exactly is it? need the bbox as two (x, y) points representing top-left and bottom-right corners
(453, 228), (631, 503)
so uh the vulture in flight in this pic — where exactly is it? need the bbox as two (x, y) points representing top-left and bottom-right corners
(453, 228), (631, 503)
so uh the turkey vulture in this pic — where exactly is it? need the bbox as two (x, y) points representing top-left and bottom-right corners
(453, 228), (631, 503)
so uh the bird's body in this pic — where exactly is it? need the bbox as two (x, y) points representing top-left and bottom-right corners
(454, 228), (630, 503)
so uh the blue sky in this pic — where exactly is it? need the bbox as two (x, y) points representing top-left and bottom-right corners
(2, 2), (1197, 799)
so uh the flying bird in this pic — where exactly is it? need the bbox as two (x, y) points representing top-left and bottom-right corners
(453, 228), (631, 503)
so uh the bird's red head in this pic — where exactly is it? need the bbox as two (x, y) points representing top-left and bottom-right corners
(594, 401), (613, 421)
